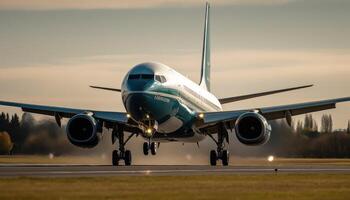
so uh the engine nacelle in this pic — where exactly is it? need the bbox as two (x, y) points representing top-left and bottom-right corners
(66, 113), (101, 148)
(235, 112), (271, 146)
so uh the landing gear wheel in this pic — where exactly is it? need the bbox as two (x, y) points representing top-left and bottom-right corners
(222, 150), (229, 166)
(150, 142), (157, 155)
(143, 142), (149, 155)
(124, 150), (132, 166)
(112, 150), (119, 166)
(210, 150), (217, 166)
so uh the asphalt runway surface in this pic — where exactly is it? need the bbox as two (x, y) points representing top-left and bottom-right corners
(1, 164), (350, 177)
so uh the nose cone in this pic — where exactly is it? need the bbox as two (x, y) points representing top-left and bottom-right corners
(124, 93), (155, 121)
(124, 92), (179, 122)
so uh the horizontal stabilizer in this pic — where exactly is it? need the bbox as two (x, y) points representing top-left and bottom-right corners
(219, 84), (313, 104)
(90, 85), (121, 92)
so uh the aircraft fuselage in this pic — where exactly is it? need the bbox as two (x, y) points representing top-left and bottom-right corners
(121, 62), (222, 142)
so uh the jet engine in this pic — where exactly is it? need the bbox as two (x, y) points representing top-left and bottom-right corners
(235, 112), (271, 145)
(66, 113), (101, 148)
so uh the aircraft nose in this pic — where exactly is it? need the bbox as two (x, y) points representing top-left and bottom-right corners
(124, 93), (153, 121)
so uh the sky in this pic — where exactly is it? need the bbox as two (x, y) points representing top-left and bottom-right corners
(0, 0), (349, 129)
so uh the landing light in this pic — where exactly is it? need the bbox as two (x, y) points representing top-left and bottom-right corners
(198, 113), (204, 119)
(126, 114), (131, 118)
(146, 128), (153, 134)
(268, 155), (274, 162)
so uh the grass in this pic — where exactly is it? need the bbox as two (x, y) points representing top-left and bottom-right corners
(0, 174), (349, 200)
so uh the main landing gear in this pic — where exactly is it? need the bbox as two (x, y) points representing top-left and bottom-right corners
(111, 126), (135, 166)
(143, 140), (157, 155)
(208, 123), (230, 166)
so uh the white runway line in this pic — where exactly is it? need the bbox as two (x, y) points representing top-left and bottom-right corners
(1, 168), (350, 177)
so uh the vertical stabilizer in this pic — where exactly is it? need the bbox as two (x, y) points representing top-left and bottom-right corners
(199, 2), (211, 91)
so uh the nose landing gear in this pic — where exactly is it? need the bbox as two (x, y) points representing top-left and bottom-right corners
(143, 141), (157, 155)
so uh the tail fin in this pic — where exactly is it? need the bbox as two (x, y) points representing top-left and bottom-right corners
(199, 2), (211, 92)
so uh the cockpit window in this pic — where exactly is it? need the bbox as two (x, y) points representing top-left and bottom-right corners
(128, 74), (140, 80)
(155, 75), (161, 82)
(155, 75), (167, 83)
(160, 76), (167, 83)
(141, 74), (154, 79)
(128, 74), (156, 80)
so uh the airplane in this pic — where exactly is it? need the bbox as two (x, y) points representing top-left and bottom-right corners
(0, 2), (349, 166)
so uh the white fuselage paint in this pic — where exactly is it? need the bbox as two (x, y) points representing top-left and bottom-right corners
(121, 62), (222, 142)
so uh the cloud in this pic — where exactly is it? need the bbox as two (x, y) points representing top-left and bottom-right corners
(0, 0), (296, 10)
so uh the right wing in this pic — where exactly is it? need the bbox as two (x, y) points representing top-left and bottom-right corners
(260, 97), (350, 121)
(218, 84), (313, 104)
(199, 97), (350, 131)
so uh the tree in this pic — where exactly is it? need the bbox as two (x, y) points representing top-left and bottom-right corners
(304, 114), (318, 131)
(295, 120), (303, 134)
(321, 114), (333, 133)
(304, 114), (312, 130)
(0, 132), (13, 154)
(302, 114), (320, 138)
(329, 114), (333, 133)
(347, 120), (350, 134)
(10, 113), (20, 128)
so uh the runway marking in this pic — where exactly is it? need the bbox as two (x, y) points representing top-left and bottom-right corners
(1, 168), (350, 177)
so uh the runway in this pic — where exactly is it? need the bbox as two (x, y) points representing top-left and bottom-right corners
(1, 164), (350, 177)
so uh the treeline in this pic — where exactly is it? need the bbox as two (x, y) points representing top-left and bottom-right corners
(0, 112), (75, 155)
(0, 112), (350, 158)
(249, 114), (350, 158)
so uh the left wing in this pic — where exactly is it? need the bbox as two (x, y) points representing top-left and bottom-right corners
(0, 100), (128, 124)
(199, 97), (350, 129)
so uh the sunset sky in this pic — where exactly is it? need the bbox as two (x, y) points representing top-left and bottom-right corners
(0, 0), (349, 129)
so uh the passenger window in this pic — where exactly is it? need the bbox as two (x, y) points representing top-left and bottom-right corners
(129, 74), (140, 80)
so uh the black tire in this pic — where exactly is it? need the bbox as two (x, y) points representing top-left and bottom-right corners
(222, 150), (229, 166)
(210, 150), (217, 166)
(150, 142), (157, 155)
(143, 142), (149, 155)
(124, 150), (132, 166)
(112, 150), (119, 166)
